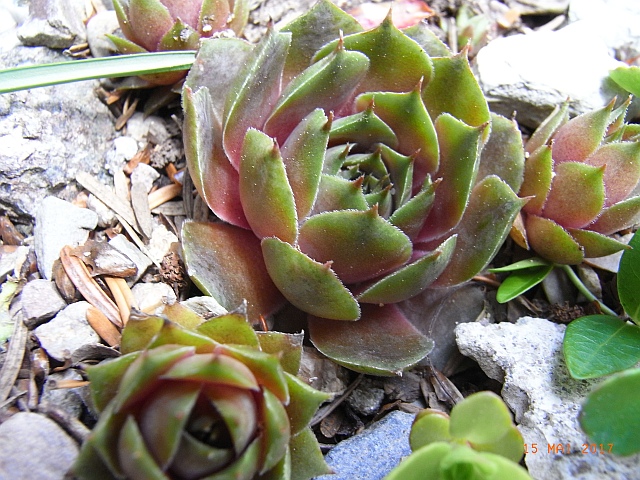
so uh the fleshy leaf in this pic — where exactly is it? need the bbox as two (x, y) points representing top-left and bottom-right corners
(285, 373), (330, 435)
(329, 108), (398, 150)
(525, 101), (569, 154)
(357, 235), (457, 304)
(261, 237), (360, 321)
(580, 368), (640, 456)
(265, 44), (369, 145)
(551, 100), (614, 163)
(137, 383), (201, 469)
(298, 207), (412, 284)
(120, 314), (164, 355)
(279, 109), (331, 220)
(609, 66), (640, 97)
(239, 129), (298, 243)
(183, 86), (249, 228)
(224, 30), (291, 168)
(181, 221), (286, 320)
(314, 14), (433, 95)
(312, 174), (369, 214)
(520, 145), (553, 216)
(422, 47), (490, 129)
(184, 37), (253, 128)
(378, 145), (414, 208)
(197, 0), (231, 33)
(118, 415), (168, 479)
(478, 113), (525, 193)
(113, 0), (136, 42)
(385, 442), (452, 480)
(419, 114), (487, 242)
(280, 0), (363, 82)
(257, 331), (304, 375)
(106, 34), (148, 54)
(389, 177), (437, 240)
(588, 195), (640, 235)
(525, 215), (584, 264)
(162, 353), (259, 390)
(87, 352), (141, 413)
(308, 303), (434, 375)
(563, 315), (640, 379)
(542, 162), (605, 229)
(259, 389), (291, 474)
(158, 19), (199, 51)
(196, 314), (260, 347)
(289, 427), (332, 479)
(568, 228), (631, 258)
(432, 176), (527, 287)
(403, 22), (451, 57)
(449, 391), (515, 445)
(410, 410), (452, 450)
(584, 142), (640, 206)
(128, 0), (173, 51)
(356, 87), (439, 187)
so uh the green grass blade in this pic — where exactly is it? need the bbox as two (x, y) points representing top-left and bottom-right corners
(0, 51), (196, 94)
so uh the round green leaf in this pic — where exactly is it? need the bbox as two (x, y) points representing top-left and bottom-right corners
(618, 229), (640, 323)
(580, 368), (640, 456)
(449, 392), (514, 445)
(495, 264), (554, 304)
(563, 315), (640, 379)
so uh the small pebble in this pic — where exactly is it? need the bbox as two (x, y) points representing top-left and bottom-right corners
(21, 279), (66, 328)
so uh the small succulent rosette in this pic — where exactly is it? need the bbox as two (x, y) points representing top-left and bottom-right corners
(181, 0), (526, 374)
(386, 391), (532, 480)
(73, 306), (330, 480)
(517, 99), (640, 265)
(109, 0), (249, 85)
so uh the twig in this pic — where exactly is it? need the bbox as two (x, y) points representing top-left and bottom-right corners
(559, 264), (618, 317)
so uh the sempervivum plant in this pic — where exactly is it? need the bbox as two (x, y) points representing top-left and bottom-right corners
(73, 308), (330, 480)
(109, 0), (249, 85)
(181, 0), (526, 374)
(517, 99), (640, 264)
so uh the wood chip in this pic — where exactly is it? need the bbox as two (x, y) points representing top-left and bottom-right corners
(131, 181), (154, 239)
(148, 183), (182, 210)
(86, 305), (122, 347)
(76, 172), (139, 234)
(152, 201), (186, 216)
(104, 276), (136, 326)
(0, 309), (27, 403)
(123, 145), (151, 175)
(115, 96), (139, 131)
(60, 246), (122, 328)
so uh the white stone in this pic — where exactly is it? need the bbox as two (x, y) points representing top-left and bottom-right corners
(34, 301), (100, 362)
(86, 10), (119, 58)
(455, 317), (640, 480)
(132, 282), (177, 315)
(34, 196), (98, 279)
(476, 21), (627, 128)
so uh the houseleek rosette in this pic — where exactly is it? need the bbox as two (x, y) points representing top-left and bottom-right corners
(73, 310), (330, 480)
(517, 99), (640, 264)
(181, 0), (526, 374)
(109, 0), (249, 85)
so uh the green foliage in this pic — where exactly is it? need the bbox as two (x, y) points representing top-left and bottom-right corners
(73, 308), (330, 480)
(560, 229), (640, 456)
(609, 66), (640, 97)
(0, 52), (195, 94)
(387, 392), (531, 480)
(490, 258), (553, 303)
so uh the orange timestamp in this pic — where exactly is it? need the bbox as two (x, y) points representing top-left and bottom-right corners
(524, 443), (614, 455)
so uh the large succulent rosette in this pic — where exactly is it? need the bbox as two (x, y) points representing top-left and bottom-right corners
(73, 308), (330, 480)
(109, 0), (249, 85)
(517, 99), (640, 264)
(181, 0), (526, 374)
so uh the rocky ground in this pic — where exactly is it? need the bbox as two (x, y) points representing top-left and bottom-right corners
(1, 0), (640, 479)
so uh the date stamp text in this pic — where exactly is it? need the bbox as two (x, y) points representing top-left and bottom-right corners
(524, 443), (615, 455)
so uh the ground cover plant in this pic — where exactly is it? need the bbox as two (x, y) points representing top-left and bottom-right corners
(1, 0), (640, 479)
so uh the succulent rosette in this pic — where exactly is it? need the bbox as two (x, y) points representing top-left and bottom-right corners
(517, 99), (640, 264)
(109, 0), (249, 85)
(180, 0), (526, 374)
(73, 308), (330, 480)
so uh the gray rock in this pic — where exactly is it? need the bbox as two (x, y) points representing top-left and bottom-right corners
(34, 196), (98, 279)
(126, 112), (172, 146)
(569, 0), (640, 60)
(314, 410), (414, 480)
(131, 282), (177, 314)
(346, 378), (385, 416)
(109, 234), (152, 284)
(86, 193), (117, 228)
(181, 295), (229, 317)
(33, 301), (100, 361)
(41, 369), (86, 418)
(21, 279), (67, 328)
(0, 412), (78, 480)
(455, 317), (640, 480)
(86, 9), (119, 58)
(475, 21), (627, 129)
(0, 45), (118, 222)
(17, 0), (88, 49)
(505, 0), (570, 14)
